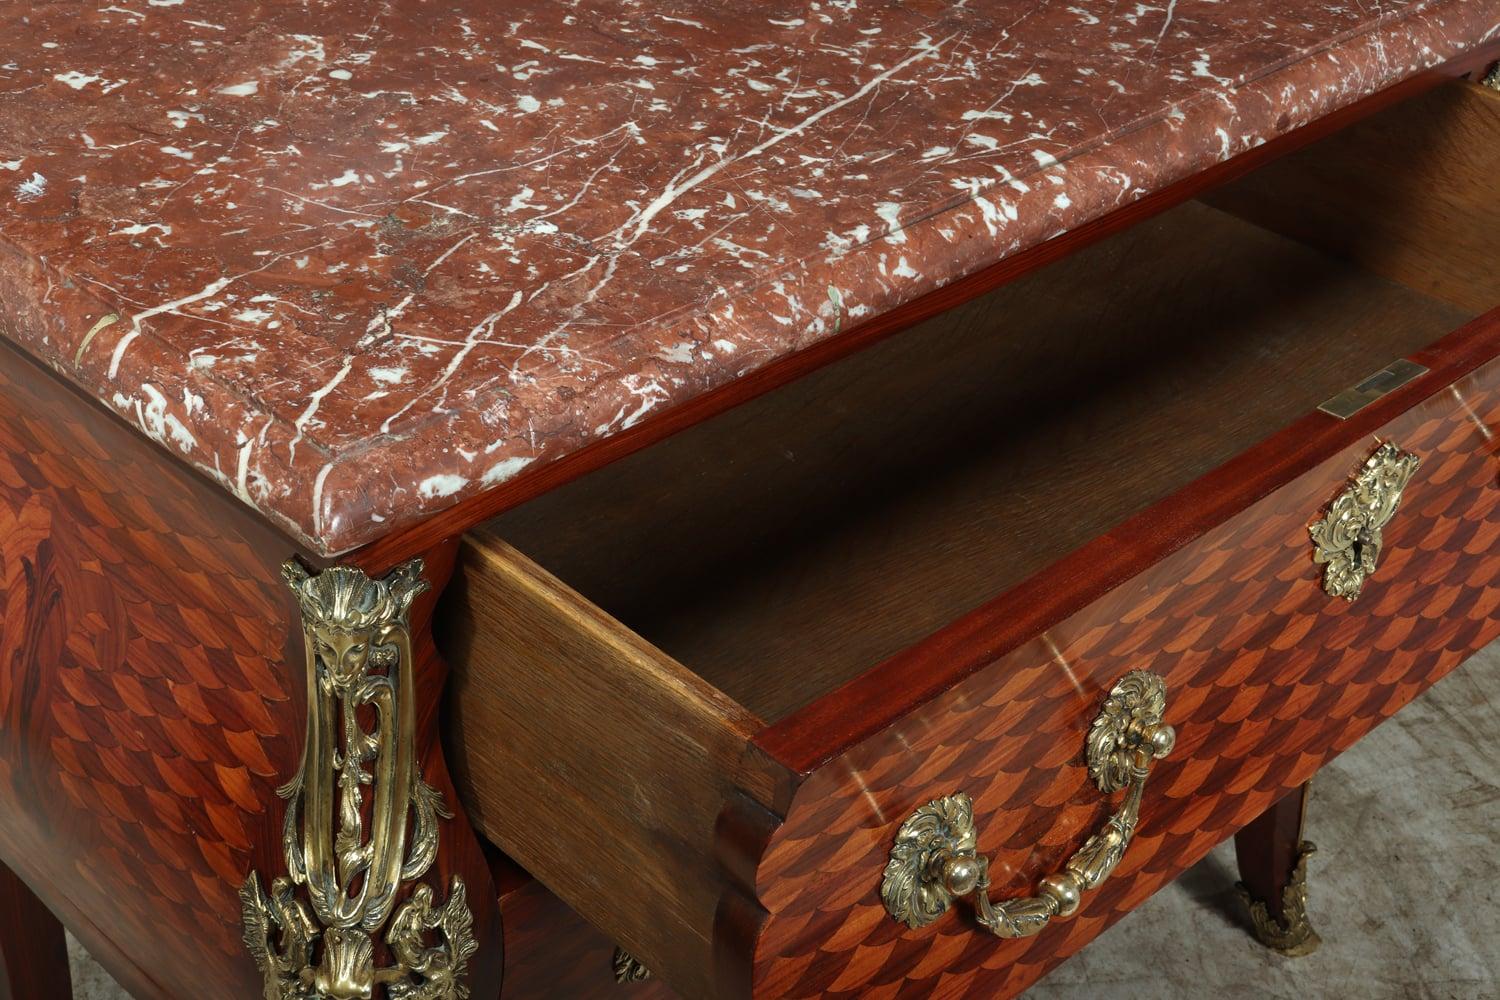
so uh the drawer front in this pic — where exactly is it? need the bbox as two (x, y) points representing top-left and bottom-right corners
(742, 348), (1500, 998)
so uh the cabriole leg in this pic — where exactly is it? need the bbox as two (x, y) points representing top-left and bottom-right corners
(1234, 782), (1321, 956)
(0, 859), (70, 1000)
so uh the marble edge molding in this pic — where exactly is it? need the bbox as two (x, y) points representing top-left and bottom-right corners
(5, 2), (1499, 556)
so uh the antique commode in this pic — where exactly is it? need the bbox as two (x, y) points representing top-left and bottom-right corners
(2, 2), (1499, 998)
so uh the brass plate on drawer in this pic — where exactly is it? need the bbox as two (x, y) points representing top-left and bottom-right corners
(1318, 359), (1428, 419)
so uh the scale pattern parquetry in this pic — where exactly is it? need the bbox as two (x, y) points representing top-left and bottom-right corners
(0, 348), (297, 998)
(750, 359), (1500, 998)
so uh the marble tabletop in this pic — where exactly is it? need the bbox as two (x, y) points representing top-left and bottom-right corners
(1, 1), (1496, 554)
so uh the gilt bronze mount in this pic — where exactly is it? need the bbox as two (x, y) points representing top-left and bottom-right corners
(241, 559), (477, 1000)
(1238, 841), (1322, 957)
(1310, 441), (1420, 601)
(881, 670), (1175, 938)
(611, 947), (653, 984)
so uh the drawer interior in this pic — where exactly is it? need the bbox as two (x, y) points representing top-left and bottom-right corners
(485, 195), (1481, 726)
(446, 79), (1500, 998)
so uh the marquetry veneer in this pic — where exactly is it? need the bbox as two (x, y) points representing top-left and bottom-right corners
(445, 80), (1500, 999)
(0, 337), (506, 998)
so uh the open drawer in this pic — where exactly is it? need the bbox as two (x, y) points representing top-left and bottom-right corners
(441, 80), (1500, 999)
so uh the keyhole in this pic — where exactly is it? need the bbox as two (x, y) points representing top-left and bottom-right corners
(1352, 527), (1374, 570)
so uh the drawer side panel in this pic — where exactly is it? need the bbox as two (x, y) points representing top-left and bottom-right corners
(447, 534), (784, 1000)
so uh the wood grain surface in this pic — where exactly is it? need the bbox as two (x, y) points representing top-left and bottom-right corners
(0, 334), (302, 997)
(446, 535), (780, 1000)
(0, 857), (69, 1000)
(489, 850), (678, 1000)
(1208, 81), (1500, 313)
(1234, 784), (1312, 925)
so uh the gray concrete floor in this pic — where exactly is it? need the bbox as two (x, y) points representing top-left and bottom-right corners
(68, 645), (1500, 999)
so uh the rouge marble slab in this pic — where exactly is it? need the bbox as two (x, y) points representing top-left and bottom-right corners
(1, 1), (1497, 554)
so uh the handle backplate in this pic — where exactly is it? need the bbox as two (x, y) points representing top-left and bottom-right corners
(882, 670), (1174, 938)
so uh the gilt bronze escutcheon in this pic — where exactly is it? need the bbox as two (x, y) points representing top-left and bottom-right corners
(1309, 441), (1420, 601)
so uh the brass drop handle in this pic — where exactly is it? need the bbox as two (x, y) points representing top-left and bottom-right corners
(881, 670), (1175, 938)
